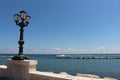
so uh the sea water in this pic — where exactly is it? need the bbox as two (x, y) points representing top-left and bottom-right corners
(0, 54), (120, 79)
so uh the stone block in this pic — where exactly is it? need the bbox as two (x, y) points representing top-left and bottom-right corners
(7, 60), (37, 80)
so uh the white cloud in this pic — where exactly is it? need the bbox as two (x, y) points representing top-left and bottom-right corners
(1, 47), (120, 54)
(0, 48), (17, 53)
(98, 46), (105, 50)
(52, 48), (61, 51)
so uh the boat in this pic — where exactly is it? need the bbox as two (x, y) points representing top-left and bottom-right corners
(56, 54), (66, 57)
(55, 54), (71, 59)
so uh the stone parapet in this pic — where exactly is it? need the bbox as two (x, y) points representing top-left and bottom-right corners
(30, 71), (117, 80)
(7, 60), (37, 80)
(0, 60), (117, 80)
(30, 71), (71, 80)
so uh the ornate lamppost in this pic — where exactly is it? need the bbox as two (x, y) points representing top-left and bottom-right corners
(12, 10), (31, 60)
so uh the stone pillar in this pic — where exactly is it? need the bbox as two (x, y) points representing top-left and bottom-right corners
(7, 60), (37, 80)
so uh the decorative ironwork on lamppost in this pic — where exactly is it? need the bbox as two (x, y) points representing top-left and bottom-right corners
(12, 10), (31, 60)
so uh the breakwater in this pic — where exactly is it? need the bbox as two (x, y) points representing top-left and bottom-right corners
(0, 55), (13, 58)
(55, 55), (120, 59)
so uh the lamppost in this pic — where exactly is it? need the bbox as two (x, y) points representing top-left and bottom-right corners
(12, 10), (31, 60)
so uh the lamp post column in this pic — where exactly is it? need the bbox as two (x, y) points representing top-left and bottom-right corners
(12, 10), (31, 60)
(18, 27), (24, 55)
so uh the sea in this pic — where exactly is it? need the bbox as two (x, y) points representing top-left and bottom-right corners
(0, 54), (120, 80)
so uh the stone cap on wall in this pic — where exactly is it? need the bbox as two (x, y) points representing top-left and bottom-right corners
(7, 59), (37, 66)
(30, 71), (117, 80)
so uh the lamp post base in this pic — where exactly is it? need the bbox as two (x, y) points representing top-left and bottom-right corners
(12, 55), (30, 60)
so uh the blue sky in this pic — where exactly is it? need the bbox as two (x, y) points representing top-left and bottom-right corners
(1, 0), (120, 54)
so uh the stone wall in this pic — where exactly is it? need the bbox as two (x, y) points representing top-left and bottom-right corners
(0, 60), (117, 80)
(30, 71), (71, 80)
(7, 60), (37, 80)
(29, 71), (117, 80)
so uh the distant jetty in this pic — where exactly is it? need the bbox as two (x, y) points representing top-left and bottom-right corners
(0, 55), (13, 58)
(55, 54), (120, 59)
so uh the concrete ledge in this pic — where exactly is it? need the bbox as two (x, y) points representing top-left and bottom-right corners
(0, 65), (7, 68)
(30, 71), (71, 80)
(76, 73), (100, 78)
(30, 71), (117, 80)
(103, 77), (117, 80)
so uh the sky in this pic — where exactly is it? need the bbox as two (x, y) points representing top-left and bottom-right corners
(1, 0), (120, 54)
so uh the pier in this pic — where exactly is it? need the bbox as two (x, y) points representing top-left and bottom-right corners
(55, 55), (120, 59)
(0, 55), (13, 58)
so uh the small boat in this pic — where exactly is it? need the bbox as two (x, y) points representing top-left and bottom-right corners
(56, 54), (66, 57)
(55, 54), (71, 59)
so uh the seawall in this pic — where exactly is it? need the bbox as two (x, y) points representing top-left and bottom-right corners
(0, 60), (117, 80)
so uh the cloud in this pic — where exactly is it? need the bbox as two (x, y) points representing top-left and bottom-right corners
(52, 48), (61, 51)
(1, 47), (120, 54)
(98, 46), (105, 50)
(0, 48), (17, 53)
(25, 48), (78, 53)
